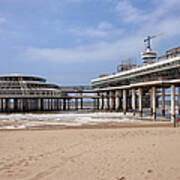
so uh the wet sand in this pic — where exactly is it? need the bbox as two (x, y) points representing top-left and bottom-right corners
(0, 125), (180, 180)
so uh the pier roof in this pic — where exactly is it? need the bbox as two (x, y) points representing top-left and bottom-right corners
(0, 74), (63, 98)
(92, 55), (180, 88)
(0, 74), (46, 82)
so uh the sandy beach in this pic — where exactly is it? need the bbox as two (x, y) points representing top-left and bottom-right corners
(0, 126), (180, 180)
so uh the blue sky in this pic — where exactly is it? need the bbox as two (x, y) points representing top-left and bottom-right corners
(0, 0), (180, 86)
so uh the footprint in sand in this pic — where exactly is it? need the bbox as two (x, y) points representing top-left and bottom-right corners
(117, 177), (125, 180)
(147, 169), (153, 173)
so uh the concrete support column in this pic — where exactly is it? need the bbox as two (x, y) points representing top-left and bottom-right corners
(28, 100), (31, 112)
(52, 99), (54, 111)
(20, 99), (23, 112)
(23, 99), (26, 112)
(115, 90), (121, 112)
(97, 93), (100, 110)
(28, 99), (31, 111)
(53, 99), (56, 111)
(99, 94), (104, 111)
(57, 99), (60, 111)
(75, 98), (78, 110)
(64, 98), (67, 111)
(178, 87), (180, 115)
(51, 99), (53, 111)
(47, 99), (50, 111)
(0, 99), (2, 112)
(152, 87), (156, 120)
(0, 99), (3, 112)
(5, 98), (11, 112)
(123, 89), (127, 115)
(80, 98), (83, 110)
(26, 99), (29, 111)
(53, 99), (55, 110)
(42, 99), (44, 111)
(43, 99), (45, 111)
(56, 99), (59, 110)
(37, 98), (42, 111)
(105, 92), (109, 111)
(31, 99), (33, 111)
(127, 92), (132, 111)
(138, 88), (143, 117)
(14, 99), (18, 112)
(150, 90), (153, 115)
(161, 87), (165, 117)
(67, 99), (70, 110)
(26, 100), (29, 111)
(59, 99), (62, 110)
(2, 99), (4, 112)
(109, 91), (115, 112)
(50, 99), (53, 111)
(171, 85), (175, 122)
(63, 98), (66, 111)
(46, 99), (48, 111)
(132, 88), (136, 116)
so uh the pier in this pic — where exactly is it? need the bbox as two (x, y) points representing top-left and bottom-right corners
(0, 74), (179, 123)
(0, 46), (180, 123)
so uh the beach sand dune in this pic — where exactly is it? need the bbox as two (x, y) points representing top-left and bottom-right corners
(0, 127), (180, 180)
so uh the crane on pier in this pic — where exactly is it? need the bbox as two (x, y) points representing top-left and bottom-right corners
(141, 33), (164, 64)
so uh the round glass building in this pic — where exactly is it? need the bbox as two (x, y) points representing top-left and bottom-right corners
(0, 74), (64, 112)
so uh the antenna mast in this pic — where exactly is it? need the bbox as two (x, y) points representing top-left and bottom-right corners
(141, 33), (164, 64)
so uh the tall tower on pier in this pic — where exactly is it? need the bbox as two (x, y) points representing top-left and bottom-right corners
(141, 33), (164, 64)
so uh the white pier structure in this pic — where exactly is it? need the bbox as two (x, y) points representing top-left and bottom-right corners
(91, 46), (180, 122)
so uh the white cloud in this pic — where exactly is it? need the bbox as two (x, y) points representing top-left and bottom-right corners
(115, 0), (180, 24)
(21, 35), (143, 64)
(69, 27), (107, 38)
(64, 0), (83, 3)
(115, 0), (148, 23)
(0, 17), (6, 24)
(160, 0), (180, 8)
(68, 22), (122, 39)
(98, 21), (113, 30)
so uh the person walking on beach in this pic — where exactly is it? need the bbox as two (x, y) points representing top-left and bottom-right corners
(174, 118), (177, 128)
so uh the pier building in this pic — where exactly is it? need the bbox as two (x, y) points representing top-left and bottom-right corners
(0, 74), (64, 112)
(92, 48), (180, 88)
(0, 74), (98, 112)
(91, 46), (180, 122)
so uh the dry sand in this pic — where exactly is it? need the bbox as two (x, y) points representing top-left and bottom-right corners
(0, 126), (180, 180)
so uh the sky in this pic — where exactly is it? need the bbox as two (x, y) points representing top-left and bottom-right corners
(0, 0), (180, 86)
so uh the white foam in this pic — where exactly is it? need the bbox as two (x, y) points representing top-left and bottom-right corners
(0, 112), (168, 129)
